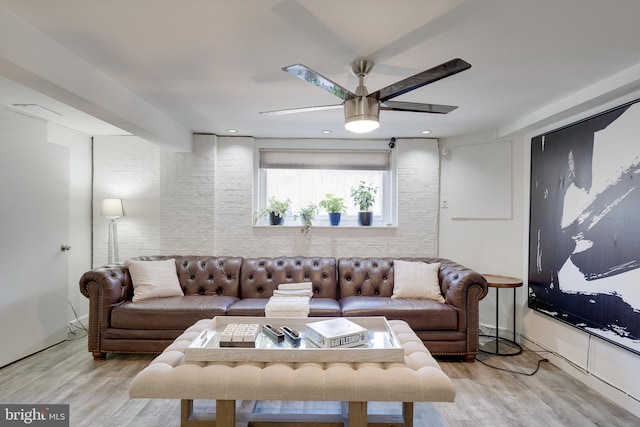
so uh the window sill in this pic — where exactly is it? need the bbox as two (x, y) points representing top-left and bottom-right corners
(253, 224), (398, 229)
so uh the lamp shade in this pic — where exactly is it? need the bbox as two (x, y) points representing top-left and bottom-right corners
(101, 198), (124, 218)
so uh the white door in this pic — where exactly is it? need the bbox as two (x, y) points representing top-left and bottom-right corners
(0, 127), (69, 367)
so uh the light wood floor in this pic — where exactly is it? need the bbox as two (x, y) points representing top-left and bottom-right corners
(0, 333), (638, 427)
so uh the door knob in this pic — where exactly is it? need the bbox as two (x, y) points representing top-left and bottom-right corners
(60, 244), (71, 251)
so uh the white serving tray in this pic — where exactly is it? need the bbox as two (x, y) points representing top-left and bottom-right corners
(184, 316), (404, 363)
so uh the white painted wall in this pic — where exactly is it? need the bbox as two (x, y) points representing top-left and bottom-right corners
(439, 130), (525, 329)
(92, 135), (440, 262)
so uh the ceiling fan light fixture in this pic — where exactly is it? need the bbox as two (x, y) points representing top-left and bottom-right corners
(344, 97), (379, 133)
(345, 117), (379, 133)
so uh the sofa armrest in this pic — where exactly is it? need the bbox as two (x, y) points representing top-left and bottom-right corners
(437, 258), (487, 359)
(79, 265), (131, 303)
(438, 259), (488, 310)
(79, 265), (132, 354)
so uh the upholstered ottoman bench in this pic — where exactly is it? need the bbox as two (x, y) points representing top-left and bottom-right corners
(129, 319), (455, 427)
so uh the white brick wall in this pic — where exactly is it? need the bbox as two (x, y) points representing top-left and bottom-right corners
(392, 138), (440, 257)
(93, 135), (439, 262)
(159, 134), (216, 254)
(93, 136), (161, 266)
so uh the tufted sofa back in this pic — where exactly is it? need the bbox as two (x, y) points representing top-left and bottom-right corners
(121, 256), (464, 302)
(338, 257), (395, 297)
(131, 255), (243, 298)
(240, 257), (337, 299)
(338, 257), (448, 298)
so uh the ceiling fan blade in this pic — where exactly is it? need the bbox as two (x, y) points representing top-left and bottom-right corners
(380, 101), (457, 114)
(372, 58), (471, 102)
(259, 104), (344, 116)
(282, 64), (355, 100)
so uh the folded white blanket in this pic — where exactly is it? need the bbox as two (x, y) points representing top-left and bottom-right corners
(277, 282), (313, 291)
(265, 309), (309, 318)
(273, 289), (313, 297)
(265, 295), (310, 318)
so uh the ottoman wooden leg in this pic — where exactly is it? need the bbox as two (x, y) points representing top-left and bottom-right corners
(216, 400), (236, 427)
(348, 401), (367, 427)
(182, 399), (231, 427)
(180, 400), (193, 427)
(402, 402), (414, 427)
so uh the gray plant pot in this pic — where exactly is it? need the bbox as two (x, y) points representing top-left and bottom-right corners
(358, 212), (373, 226)
(269, 212), (284, 225)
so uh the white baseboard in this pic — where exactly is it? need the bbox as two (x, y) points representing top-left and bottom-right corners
(479, 322), (515, 340)
(519, 334), (640, 419)
(68, 314), (88, 330)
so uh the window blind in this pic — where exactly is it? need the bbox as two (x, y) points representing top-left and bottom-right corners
(259, 149), (391, 171)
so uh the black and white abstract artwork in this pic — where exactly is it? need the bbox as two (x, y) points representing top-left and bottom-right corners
(528, 99), (640, 354)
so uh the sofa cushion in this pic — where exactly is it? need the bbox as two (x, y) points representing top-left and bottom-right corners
(339, 296), (457, 330)
(392, 260), (444, 303)
(111, 295), (238, 330)
(227, 297), (342, 317)
(126, 258), (184, 302)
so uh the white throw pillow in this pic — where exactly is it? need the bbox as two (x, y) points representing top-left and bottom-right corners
(392, 260), (444, 303)
(125, 259), (183, 302)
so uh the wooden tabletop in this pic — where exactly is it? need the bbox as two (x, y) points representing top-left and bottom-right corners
(482, 274), (523, 288)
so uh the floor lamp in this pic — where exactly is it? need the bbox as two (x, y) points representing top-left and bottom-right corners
(102, 198), (124, 264)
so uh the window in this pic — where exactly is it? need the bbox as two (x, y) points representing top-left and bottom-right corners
(254, 140), (396, 227)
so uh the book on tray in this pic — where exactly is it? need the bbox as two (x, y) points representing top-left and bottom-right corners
(305, 318), (368, 348)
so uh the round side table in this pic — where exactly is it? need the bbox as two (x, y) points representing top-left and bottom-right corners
(482, 274), (523, 356)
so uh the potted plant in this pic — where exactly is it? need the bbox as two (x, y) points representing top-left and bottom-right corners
(351, 181), (378, 226)
(294, 203), (318, 235)
(256, 196), (291, 225)
(318, 193), (346, 226)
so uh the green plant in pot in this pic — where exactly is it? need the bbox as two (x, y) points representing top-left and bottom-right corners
(294, 203), (318, 235)
(351, 181), (378, 226)
(318, 193), (346, 226)
(256, 196), (291, 225)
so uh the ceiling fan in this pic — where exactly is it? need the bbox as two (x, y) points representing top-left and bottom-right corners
(260, 58), (471, 133)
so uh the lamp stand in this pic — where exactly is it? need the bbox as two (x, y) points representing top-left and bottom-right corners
(107, 218), (119, 264)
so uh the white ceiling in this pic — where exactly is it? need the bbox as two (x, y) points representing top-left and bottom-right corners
(1, 0), (640, 148)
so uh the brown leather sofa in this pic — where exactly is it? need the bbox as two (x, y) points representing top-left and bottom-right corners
(79, 255), (487, 361)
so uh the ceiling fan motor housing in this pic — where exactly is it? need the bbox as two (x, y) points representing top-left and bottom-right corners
(345, 97), (379, 125)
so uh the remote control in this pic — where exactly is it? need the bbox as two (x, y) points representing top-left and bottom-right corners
(282, 326), (302, 346)
(262, 324), (285, 343)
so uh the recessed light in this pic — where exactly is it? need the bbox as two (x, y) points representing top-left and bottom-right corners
(421, 130), (432, 135)
(227, 129), (238, 133)
(321, 130), (332, 134)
